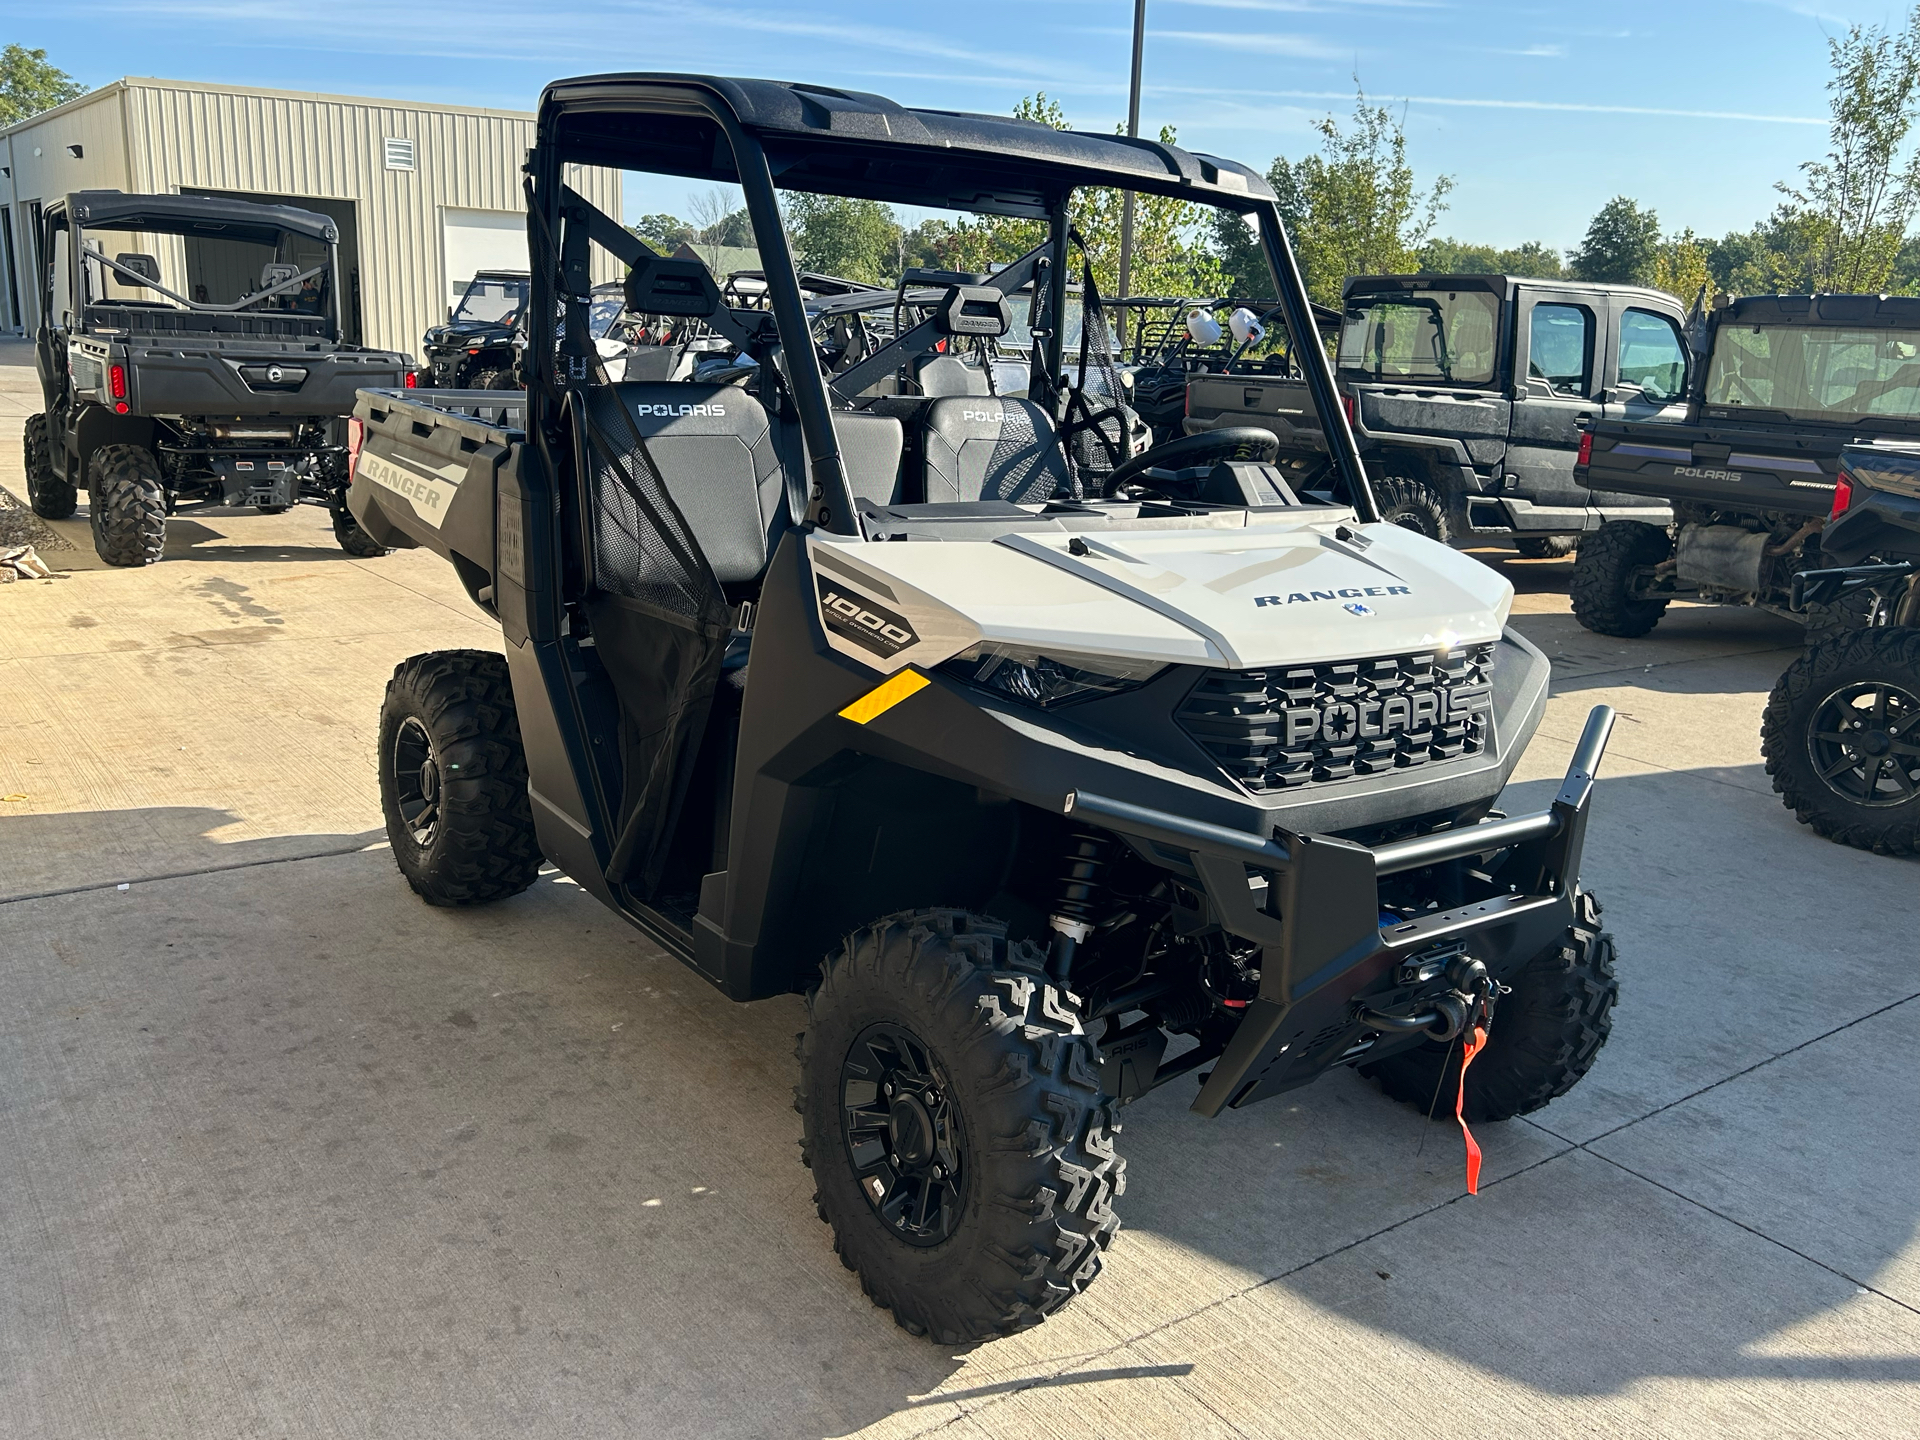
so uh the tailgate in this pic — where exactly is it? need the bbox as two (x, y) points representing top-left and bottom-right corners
(1582, 421), (1841, 519)
(1184, 373), (1325, 451)
(122, 341), (409, 418)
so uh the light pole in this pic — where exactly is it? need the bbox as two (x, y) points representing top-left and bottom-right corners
(1116, 0), (1145, 348)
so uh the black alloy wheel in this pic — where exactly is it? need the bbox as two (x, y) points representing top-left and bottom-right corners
(1805, 678), (1920, 808)
(391, 715), (443, 847)
(841, 1023), (967, 1246)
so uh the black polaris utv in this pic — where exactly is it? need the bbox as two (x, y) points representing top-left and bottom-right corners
(1570, 293), (1920, 639)
(348, 73), (1622, 1344)
(420, 270), (529, 389)
(22, 191), (410, 565)
(1761, 441), (1920, 855)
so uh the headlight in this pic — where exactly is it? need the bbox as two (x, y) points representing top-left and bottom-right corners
(941, 644), (1163, 708)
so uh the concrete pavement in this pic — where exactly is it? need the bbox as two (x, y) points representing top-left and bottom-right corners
(2, 338), (1915, 1437)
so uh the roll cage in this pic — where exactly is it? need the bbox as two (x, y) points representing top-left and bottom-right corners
(522, 73), (1377, 536)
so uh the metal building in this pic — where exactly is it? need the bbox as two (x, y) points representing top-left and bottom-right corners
(0, 77), (621, 357)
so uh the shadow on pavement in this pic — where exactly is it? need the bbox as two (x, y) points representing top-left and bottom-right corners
(3, 767), (1915, 1437)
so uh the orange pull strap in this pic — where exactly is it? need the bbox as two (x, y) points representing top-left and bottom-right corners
(1456, 1025), (1487, 1195)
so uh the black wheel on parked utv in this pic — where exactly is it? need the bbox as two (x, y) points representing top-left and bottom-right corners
(1515, 535), (1576, 560)
(797, 910), (1124, 1344)
(332, 501), (390, 558)
(1373, 470), (1452, 543)
(88, 443), (168, 567)
(378, 650), (543, 905)
(475, 367), (518, 391)
(1362, 891), (1618, 1123)
(23, 414), (76, 520)
(1762, 627), (1920, 856)
(1570, 521), (1673, 638)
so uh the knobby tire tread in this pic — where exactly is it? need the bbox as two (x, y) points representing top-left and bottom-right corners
(796, 910), (1123, 1344)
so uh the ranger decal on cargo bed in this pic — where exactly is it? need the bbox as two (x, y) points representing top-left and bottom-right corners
(358, 451), (465, 528)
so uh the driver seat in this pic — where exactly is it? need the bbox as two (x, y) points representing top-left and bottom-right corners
(919, 397), (1070, 504)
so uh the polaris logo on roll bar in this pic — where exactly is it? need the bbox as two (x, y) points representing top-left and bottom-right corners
(634, 401), (727, 418)
(1255, 586), (1410, 607)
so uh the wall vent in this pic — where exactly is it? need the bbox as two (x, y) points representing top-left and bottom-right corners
(383, 137), (416, 172)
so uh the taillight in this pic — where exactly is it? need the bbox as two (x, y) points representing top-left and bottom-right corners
(1831, 472), (1853, 518)
(404, 369), (418, 389)
(347, 417), (365, 480)
(1343, 391), (1357, 428)
(109, 363), (126, 398)
(1576, 430), (1594, 467)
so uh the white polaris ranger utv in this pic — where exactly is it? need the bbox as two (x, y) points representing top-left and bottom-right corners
(345, 73), (1621, 1345)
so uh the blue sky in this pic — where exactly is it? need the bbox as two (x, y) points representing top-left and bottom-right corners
(3, 0), (1911, 250)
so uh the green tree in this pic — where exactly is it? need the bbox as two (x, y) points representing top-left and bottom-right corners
(1266, 87), (1454, 307)
(1652, 229), (1712, 305)
(1417, 237), (1565, 279)
(1568, 197), (1662, 284)
(630, 212), (694, 250)
(1772, 12), (1920, 292)
(0, 44), (84, 125)
(787, 193), (904, 285)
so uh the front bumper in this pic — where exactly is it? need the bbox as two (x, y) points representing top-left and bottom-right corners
(1066, 704), (1616, 1115)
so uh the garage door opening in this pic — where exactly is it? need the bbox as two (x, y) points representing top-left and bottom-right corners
(181, 188), (363, 343)
(440, 208), (528, 317)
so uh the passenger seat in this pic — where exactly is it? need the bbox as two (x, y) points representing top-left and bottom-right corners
(919, 397), (1070, 504)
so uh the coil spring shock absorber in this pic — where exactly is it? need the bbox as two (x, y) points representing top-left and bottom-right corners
(1049, 831), (1114, 984)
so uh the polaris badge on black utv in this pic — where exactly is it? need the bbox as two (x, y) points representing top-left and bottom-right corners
(347, 73), (1623, 1345)
(23, 191), (410, 565)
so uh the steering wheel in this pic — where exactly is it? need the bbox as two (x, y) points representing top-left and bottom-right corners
(1104, 427), (1282, 498)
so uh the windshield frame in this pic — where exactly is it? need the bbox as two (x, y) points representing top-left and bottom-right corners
(452, 273), (531, 327)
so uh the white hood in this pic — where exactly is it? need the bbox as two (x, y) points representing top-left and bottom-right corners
(808, 517), (1512, 675)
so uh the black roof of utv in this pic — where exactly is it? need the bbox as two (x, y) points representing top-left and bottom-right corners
(540, 74), (1276, 217)
(57, 190), (338, 246)
(1721, 293), (1920, 329)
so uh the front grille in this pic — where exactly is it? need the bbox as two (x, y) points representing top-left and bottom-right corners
(1178, 643), (1496, 793)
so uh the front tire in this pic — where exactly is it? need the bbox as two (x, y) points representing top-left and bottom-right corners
(1570, 521), (1673, 638)
(798, 910), (1123, 1343)
(24, 414), (76, 520)
(378, 650), (543, 905)
(88, 444), (168, 567)
(1362, 891), (1618, 1123)
(1515, 535), (1575, 560)
(1761, 627), (1920, 856)
(1373, 471), (1452, 543)
(474, 367), (518, 391)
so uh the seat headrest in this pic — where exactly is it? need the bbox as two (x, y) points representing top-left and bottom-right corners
(626, 255), (722, 318)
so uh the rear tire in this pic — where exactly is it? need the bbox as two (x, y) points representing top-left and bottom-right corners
(1362, 891), (1618, 1123)
(1761, 627), (1920, 856)
(378, 650), (543, 905)
(1373, 471), (1452, 543)
(1570, 521), (1673, 638)
(1515, 535), (1575, 560)
(797, 910), (1123, 1343)
(332, 500), (390, 557)
(23, 414), (76, 520)
(87, 444), (168, 567)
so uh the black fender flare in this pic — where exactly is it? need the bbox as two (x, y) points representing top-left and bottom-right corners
(1362, 433), (1484, 495)
(71, 407), (159, 489)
